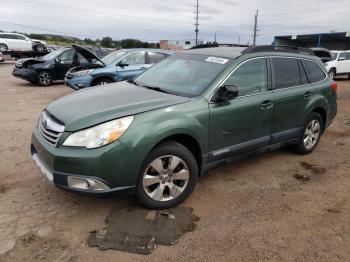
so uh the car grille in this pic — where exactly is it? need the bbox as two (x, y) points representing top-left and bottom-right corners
(38, 111), (65, 146)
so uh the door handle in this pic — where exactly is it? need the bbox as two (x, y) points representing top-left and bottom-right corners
(304, 92), (312, 99)
(260, 100), (274, 109)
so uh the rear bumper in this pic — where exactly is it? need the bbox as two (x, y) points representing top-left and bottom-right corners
(12, 68), (38, 82)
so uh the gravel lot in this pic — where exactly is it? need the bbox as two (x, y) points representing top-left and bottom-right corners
(0, 60), (349, 261)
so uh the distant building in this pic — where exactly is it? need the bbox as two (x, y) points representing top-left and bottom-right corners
(274, 32), (350, 50)
(160, 39), (204, 50)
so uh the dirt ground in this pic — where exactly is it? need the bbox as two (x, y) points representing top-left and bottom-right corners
(0, 60), (349, 262)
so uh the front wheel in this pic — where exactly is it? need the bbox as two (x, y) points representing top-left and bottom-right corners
(294, 112), (323, 155)
(136, 141), (198, 209)
(328, 68), (336, 79)
(0, 43), (8, 52)
(34, 44), (45, 53)
(93, 78), (113, 86)
(37, 71), (53, 86)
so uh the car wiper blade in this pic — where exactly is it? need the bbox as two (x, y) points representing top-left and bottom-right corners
(127, 78), (139, 86)
(141, 85), (175, 95)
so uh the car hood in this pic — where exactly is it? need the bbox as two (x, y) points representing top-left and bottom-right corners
(46, 81), (190, 131)
(72, 44), (105, 65)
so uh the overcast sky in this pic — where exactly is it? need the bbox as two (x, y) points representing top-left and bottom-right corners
(1, 0), (349, 44)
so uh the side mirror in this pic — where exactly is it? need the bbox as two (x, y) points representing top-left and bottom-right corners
(212, 85), (239, 102)
(117, 61), (129, 68)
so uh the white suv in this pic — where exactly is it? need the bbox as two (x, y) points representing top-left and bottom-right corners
(325, 50), (350, 79)
(0, 33), (33, 52)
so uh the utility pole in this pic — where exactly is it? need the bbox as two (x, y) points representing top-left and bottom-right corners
(194, 0), (199, 45)
(253, 9), (259, 46)
(214, 32), (217, 43)
(238, 34), (241, 45)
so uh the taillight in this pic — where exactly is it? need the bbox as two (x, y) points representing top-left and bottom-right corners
(331, 81), (337, 92)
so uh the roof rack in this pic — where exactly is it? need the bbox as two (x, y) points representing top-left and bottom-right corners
(190, 43), (249, 49)
(242, 45), (314, 55)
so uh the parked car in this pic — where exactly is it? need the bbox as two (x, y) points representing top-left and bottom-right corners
(0, 52), (4, 62)
(12, 47), (97, 86)
(0, 33), (33, 52)
(65, 46), (174, 90)
(325, 50), (350, 79)
(310, 47), (332, 63)
(31, 46), (337, 209)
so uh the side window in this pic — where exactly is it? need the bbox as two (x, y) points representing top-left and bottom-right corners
(338, 52), (346, 61)
(345, 52), (350, 60)
(58, 49), (75, 64)
(298, 60), (308, 85)
(303, 60), (326, 83)
(223, 58), (268, 96)
(121, 52), (145, 65)
(15, 35), (26, 40)
(148, 52), (167, 64)
(271, 57), (300, 89)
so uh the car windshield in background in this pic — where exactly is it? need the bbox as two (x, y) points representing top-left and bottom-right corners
(42, 48), (67, 61)
(331, 52), (338, 60)
(101, 51), (126, 65)
(134, 54), (231, 97)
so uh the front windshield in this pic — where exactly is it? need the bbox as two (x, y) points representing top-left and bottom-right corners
(331, 52), (338, 60)
(42, 48), (67, 61)
(134, 53), (231, 97)
(101, 50), (126, 65)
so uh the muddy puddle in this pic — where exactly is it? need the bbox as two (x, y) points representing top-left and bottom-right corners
(88, 206), (200, 255)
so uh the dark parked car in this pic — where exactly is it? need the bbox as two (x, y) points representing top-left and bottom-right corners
(12, 46), (104, 86)
(31, 46), (337, 209)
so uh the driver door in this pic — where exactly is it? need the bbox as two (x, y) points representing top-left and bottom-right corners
(54, 49), (76, 79)
(208, 58), (273, 161)
(116, 51), (147, 80)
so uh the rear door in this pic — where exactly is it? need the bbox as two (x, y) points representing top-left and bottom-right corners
(270, 57), (310, 143)
(116, 51), (147, 80)
(208, 57), (274, 161)
(337, 52), (350, 74)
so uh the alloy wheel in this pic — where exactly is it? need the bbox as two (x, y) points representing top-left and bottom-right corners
(328, 70), (335, 79)
(142, 155), (189, 202)
(0, 44), (7, 52)
(303, 119), (320, 149)
(38, 72), (52, 86)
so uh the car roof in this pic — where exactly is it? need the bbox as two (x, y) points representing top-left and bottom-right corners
(119, 48), (175, 54)
(0, 32), (25, 36)
(183, 47), (246, 59)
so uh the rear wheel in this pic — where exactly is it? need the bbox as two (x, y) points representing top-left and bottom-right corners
(136, 141), (198, 209)
(328, 68), (336, 79)
(294, 112), (323, 155)
(37, 71), (53, 86)
(0, 43), (8, 52)
(93, 78), (113, 86)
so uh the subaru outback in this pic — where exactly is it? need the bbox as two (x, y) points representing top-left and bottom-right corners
(31, 46), (337, 209)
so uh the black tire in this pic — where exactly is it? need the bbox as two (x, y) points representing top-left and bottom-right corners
(93, 78), (113, 86)
(37, 71), (53, 86)
(293, 112), (323, 155)
(0, 43), (8, 52)
(136, 141), (198, 209)
(328, 68), (336, 79)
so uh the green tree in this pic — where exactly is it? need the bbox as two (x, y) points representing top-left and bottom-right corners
(101, 37), (113, 48)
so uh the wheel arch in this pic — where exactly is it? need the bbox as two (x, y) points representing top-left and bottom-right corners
(92, 75), (115, 85)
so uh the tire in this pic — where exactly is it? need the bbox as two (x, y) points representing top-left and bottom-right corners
(328, 68), (336, 79)
(35, 44), (45, 53)
(136, 141), (198, 209)
(293, 112), (323, 155)
(0, 43), (8, 52)
(37, 71), (53, 86)
(93, 78), (113, 86)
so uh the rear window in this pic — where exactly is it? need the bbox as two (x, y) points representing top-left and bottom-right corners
(303, 60), (325, 83)
(271, 57), (300, 89)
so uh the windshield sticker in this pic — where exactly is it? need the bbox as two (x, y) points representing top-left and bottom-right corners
(205, 57), (229, 64)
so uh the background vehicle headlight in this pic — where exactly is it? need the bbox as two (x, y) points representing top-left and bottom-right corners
(63, 116), (134, 149)
(75, 69), (94, 76)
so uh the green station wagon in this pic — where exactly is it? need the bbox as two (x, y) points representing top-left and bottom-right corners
(31, 45), (337, 209)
